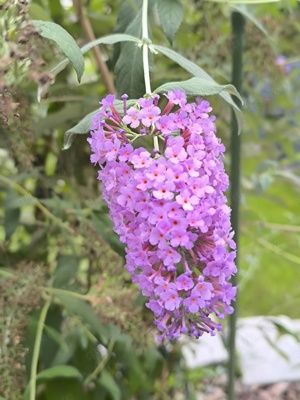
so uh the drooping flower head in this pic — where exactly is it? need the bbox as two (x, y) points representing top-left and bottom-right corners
(88, 90), (237, 340)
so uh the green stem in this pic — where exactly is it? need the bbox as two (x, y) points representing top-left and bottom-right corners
(29, 298), (52, 400)
(228, 11), (245, 400)
(142, 0), (159, 151)
(83, 339), (115, 386)
(142, 0), (151, 94)
(0, 174), (75, 235)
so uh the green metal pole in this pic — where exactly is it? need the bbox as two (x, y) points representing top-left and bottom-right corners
(228, 11), (245, 400)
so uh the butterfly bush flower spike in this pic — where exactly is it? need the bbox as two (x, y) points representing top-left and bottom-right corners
(88, 90), (237, 340)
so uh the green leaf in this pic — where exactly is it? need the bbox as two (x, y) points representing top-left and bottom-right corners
(4, 195), (35, 209)
(63, 99), (137, 149)
(230, 4), (273, 41)
(63, 110), (99, 150)
(36, 365), (82, 381)
(53, 255), (80, 288)
(98, 370), (121, 400)
(260, 329), (290, 361)
(154, 77), (243, 102)
(54, 292), (110, 344)
(91, 212), (125, 258)
(268, 318), (300, 342)
(45, 379), (83, 400)
(80, 33), (141, 53)
(153, 44), (243, 133)
(156, 0), (184, 43)
(4, 189), (20, 240)
(33, 20), (84, 83)
(115, 11), (145, 98)
(114, 0), (142, 33)
(49, 34), (140, 79)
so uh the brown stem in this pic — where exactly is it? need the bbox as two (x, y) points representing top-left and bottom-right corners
(72, 0), (116, 95)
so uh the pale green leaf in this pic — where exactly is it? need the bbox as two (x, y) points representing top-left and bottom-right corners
(153, 44), (243, 133)
(49, 34), (140, 78)
(81, 33), (140, 53)
(230, 4), (273, 41)
(154, 77), (243, 103)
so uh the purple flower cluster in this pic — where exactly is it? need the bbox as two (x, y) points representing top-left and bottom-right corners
(88, 89), (237, 340)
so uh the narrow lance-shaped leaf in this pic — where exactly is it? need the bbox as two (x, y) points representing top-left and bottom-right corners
(54, 292), (111, 344)
(33, 20), (84, 83)
(114, 10), (145, 98)
(80, 33), (141, 54)
(36, 365), (83, 381)
(40, 34), (141, 101)
(98, 370), (121, 400)
(4, 189), (20, 240)
(63, 110), (99, 150)
(156, 0), (184, 43)
(154, 77), (243, 102)
(50, 34), (141, 78)
(153, 44), (243, 133)
(111, 0), (143, 68)
(230, 4), (273, 42)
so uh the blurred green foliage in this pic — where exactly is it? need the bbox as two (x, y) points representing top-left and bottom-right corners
(1, 0), (300, 399)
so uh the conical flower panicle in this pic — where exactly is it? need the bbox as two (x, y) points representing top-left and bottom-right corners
(88, 90), (237, 340)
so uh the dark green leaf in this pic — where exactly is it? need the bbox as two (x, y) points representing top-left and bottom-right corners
(4, 189), (20, 240)
(53, 255), (80, 288)
(114, 11), (145, 98)
(63, 110), (99, 150)
(153, 44), (243, 133)
(33, 20), (84, 83)
(45, 380), (83, 400)
(48, 0), (64, 21)
(114, 0), (143, 33)
(51, 330), (79, 366)
(36, 365), (82, 381)
(54, 292), (110, 344)
(156, 0), (184, 43)
(98, 370), (121, 400)
(91, 212), (125, 258)
(154, 77), (243, 101)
